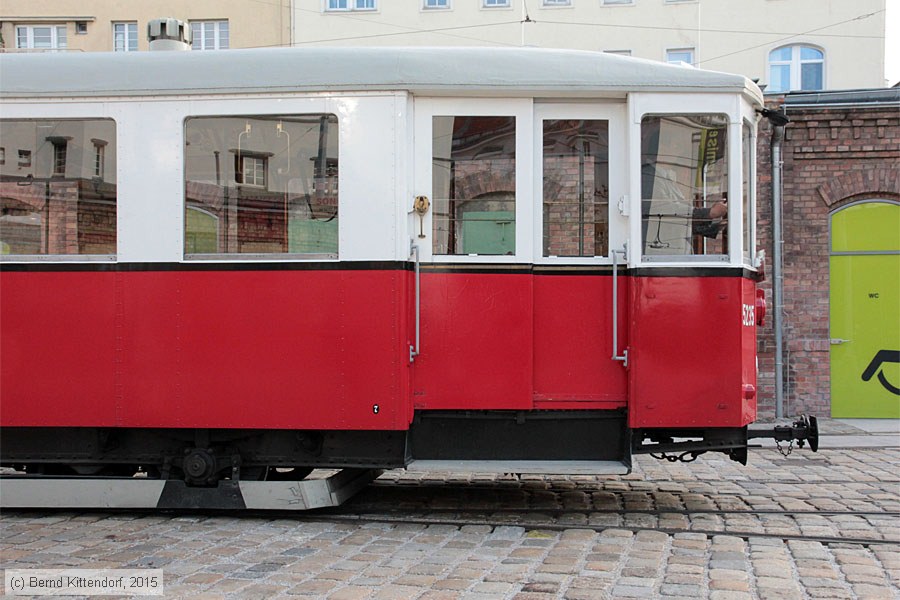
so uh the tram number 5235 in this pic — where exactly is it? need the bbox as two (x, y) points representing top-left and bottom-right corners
(742, 304), (756, 327)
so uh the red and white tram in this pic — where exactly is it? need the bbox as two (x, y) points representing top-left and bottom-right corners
(0, 47), (815, 509)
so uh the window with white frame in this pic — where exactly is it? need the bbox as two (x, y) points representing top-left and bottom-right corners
(190, 20), (229, 50)
(93, 140), (107, 179)
(604, 49), (632, 56)
(542, 0), (572, 6)
(666, 48), (694, 65)
(768, 45), (824, 92)
(15, 25), (67, 51)
(424, 0), (450, 8)
(113, 22), (138, 52)
(432, 116), (517, 255)
(483, 0), (511, 7)
(184, 114), (339, 257)
(602, 0), (633, 5)
(236, 154), (267, 188)
(326, 0), (377, 10)
(51, 140), (68, 176)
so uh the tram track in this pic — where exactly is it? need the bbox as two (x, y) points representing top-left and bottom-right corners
(307, 510), (900, 548)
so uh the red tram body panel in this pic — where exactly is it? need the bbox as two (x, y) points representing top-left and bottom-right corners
(0, 268), (412, 430)
(628, 274), (757, 429)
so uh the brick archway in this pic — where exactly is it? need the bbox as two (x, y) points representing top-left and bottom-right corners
(817, 168), (900, 207)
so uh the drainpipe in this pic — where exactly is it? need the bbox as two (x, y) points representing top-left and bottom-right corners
(771, 119), (786, 419)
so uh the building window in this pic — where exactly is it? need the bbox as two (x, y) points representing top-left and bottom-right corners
(113, 22), (138, 52)
(483, 0), (511, 7)
(666, 48), (694, 65)
(424, 0), (450, 8)
(641, 114), (729, 260)
(184, 114), (339, 257)
(15, 25), (67, 51)
(235, 154), (268, 188)
(768, 45), (824, 92)
(75, 21), (88, 34)
(190, 21), (229, 50)
(0, 119), (117, 256)
(93, 140), (107, 179)
(542, 0), (572, 5)
(432, 116), (516, 255)
(326, 0), (377, 10)
(0, 148), (5, 166)
(604, 49), (632, 56)
(602, 0), (633, 5)
(51, 140), (68, 176)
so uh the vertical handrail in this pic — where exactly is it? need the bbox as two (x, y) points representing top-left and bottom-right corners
(409, 239), (421, 362)
(612, 245), (628, 367)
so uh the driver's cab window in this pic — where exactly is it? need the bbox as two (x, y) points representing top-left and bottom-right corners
(641, 114), (729, 260)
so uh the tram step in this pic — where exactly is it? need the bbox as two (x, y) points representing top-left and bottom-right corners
(0, 468), (382, 511)
(405, 460), (630, 475)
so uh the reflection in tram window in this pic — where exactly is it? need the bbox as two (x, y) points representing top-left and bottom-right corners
(542, 119), (609, 257)
(432, 116), (516, 255)
(0, 119), (117, 256)
(640, 114), (729, 259)
(184, 114), (339, 257)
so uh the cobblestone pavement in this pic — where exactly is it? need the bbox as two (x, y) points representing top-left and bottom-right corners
(2, 447), (899, 599)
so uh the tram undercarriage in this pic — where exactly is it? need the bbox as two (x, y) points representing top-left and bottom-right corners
(0, 411), (818, 510)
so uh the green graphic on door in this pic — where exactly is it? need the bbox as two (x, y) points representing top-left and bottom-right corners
(830, 201), (900, 418)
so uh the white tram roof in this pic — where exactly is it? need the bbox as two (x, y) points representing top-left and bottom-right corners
(0, 46), (762, 103)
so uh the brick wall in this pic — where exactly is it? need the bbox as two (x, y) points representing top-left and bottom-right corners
(755, 96), (900, 417)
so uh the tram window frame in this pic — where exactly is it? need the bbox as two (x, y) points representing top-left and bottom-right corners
(0, 118), (118, 260)
(431, 115), (518, 257)
(534, 102), (626, 263)
(742, 120), (755, 265)
(639, 113), (731, 263)
(183, 113), (340, 260)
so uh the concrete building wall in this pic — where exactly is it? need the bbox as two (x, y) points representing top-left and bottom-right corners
(0, 0), (290, 52)
(291, 0), (887, 92)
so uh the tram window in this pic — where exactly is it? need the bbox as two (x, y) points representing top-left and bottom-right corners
(184, 114), (339, 257)
(742, 122), (754, 264)
(432, 116), (516, 255)
(640, 114), (729, 260)
(0, 119), (117, 257)
(542, 119), (609, 257)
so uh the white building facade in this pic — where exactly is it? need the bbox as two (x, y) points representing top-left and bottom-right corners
(291, 0), (889, 92)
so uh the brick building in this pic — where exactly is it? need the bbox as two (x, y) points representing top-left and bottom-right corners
(756, 88), (900, 418)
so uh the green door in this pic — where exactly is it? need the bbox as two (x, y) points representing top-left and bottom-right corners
(830, 201), (900, 417)
(461, 210), (515, 255)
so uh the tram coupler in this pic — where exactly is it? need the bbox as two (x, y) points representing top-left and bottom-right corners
(748, 415), (819, 452)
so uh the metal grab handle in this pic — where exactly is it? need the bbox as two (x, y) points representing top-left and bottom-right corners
(612, 246), (628, 367)
(409, 239), (421, 362)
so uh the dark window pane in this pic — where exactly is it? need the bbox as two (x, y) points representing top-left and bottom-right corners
(0, 119), (117, 256)
(432, 116), (516, 255)
(184, 114), (339, 256)
(542, 119), (609, 257)
(641, 114), (729, 259)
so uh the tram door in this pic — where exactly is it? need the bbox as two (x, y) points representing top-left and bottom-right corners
(531, 104), (629, 410)
(830, 201), (900, 418)
(409, 99), (628, 412)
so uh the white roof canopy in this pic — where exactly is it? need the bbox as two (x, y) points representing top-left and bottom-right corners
(0, 46), (762, 103)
